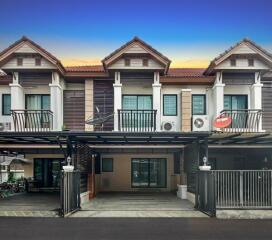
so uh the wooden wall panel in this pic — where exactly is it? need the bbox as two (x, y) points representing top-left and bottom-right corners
(63, 90), (85, 130)
(222, 72), (255, 85)
(19, 72), (52, 87)
(93, 80), (114, 131)
(262, 79), (272, 131)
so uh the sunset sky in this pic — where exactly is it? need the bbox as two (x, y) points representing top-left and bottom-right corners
(0, 0), (272, 68)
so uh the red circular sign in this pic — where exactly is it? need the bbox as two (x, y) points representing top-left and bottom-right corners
(213, 114), (232, 128)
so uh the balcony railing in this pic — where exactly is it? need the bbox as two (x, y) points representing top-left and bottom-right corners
(118, 109), (157, 132)
(219, 109), (262, 133)
(11, 110), (53, 132)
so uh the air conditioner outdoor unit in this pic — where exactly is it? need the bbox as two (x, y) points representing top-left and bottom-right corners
(162, 121), (177, 131)
(192, 115), (210, 132)
(0, 122), (11, 132)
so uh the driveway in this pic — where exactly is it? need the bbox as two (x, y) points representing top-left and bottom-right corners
(0, 192), (60, 217)
(73, 192), (207, 218)
(0, 217), (271, 240)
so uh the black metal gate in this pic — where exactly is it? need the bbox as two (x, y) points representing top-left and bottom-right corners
(195, 170), (216, 216)
(60, 170), (81, 217)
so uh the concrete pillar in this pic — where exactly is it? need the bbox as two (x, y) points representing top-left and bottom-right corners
(9, 72), (24, 131)
(152, 72), (161, 131)
(85, 79), (94, 131)
(212, 71), (225, 118)
(181, 89), (192, 132)
(113, 72), (122, 131)
(49, 72), (63, 131)
(9, 72), (24, 110)
(251, 72), (263, 131)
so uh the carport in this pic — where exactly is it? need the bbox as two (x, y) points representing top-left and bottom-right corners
(0, 131), (210, 217)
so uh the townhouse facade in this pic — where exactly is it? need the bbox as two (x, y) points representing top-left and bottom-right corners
(0, 36), (272, 215)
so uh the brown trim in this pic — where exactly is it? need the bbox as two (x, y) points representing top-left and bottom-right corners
(204, 38), (272, 75)
(65, 72), (109, 77)
(0, 36), (66, 75)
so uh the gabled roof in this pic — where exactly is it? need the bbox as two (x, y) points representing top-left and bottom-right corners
(65, 65), (105, 72)
(0, 36), (66, 74)
(161, 68), (215, 85)
(102, 37), (171, 73)
(204, 38), (272, 75)
(167, 68), (206, 77)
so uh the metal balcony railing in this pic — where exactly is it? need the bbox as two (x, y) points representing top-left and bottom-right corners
(118, 109), (157, 132)
(11, 109), (53, 132)
(219, 109), (262, 133)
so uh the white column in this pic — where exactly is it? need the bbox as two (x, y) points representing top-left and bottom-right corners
(113, 71), (122, 131)
(153, 72), (161, 131)
(49, 72), (63, 131)
(251, 72), (263, 131)
(9, 72), (24, 110)
(212, 71), (225, 118)
(9, 72), (24, 130)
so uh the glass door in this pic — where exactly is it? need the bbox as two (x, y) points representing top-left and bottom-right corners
(131, 159), (149, 187)
(122, 95), (152, 129)
(34, 158), (62, 188)
(131, 158), (167, 188)
(149, 159), (167, 188)
(224, 95), (248, 128)
(25, 95), (50, 128)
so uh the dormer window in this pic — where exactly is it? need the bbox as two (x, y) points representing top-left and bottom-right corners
(230, 58), (236, 67)
(17, 57), (23, 66)
(248, 58), (254, 67)
(124, 58), (131, 66)
(143, 58), (149, 67)
(35, 57), (41, 66)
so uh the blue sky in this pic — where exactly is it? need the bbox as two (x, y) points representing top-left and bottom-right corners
(0, 0), (271, 67)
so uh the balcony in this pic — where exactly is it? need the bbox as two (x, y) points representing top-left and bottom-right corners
(11, 110), (53, 132)
(217, 109), (262, 133)
(118, 109), (157, 132)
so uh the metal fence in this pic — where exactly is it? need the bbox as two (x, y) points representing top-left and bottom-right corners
(214, 170), (272, 209)
(60, 170), (81, 217)
(219, 109), (262, 133)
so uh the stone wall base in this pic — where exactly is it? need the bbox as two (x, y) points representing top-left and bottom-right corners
(216, 210), (272, 219)
(80, 191), (90, 204)
(187, 192), (195, 205)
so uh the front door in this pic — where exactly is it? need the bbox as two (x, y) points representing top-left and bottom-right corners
(131, 158), (167, 188)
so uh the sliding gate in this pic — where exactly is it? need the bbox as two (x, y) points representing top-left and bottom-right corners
(196, 170), (272, 217)
(195, 170), (216, 216)
(60, 170), (81, 217)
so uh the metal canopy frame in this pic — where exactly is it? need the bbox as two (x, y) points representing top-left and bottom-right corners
(0, 131), (271, 150)
(208, 133), (272, 145)
(0, 131), (209, 147)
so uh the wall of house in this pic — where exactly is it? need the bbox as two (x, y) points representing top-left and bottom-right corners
(161, 85), (213, 131)
(97, 153), (177, 192)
